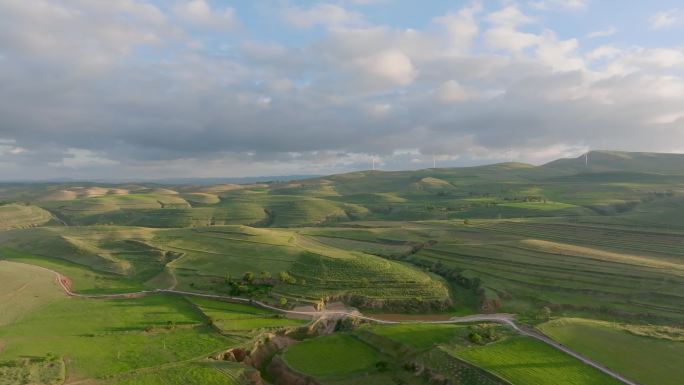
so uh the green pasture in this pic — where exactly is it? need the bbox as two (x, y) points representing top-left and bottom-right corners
(540, 318), (684, 385)
(188, 297), (304, 333)
(107, 361), (247, 385)
(450, 336), (623, 385)
(367, 323), (468, 350)
(282, 334), (379, 378)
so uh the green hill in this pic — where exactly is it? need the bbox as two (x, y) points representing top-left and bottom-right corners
(541, 150), (684, 176)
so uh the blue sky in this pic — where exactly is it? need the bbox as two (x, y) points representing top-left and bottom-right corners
(0, 0), (683, 179)
(171, 1), (684, 48)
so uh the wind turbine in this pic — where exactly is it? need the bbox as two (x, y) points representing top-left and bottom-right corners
(372, 157), (376, 171)
(433, 155), (436, 168)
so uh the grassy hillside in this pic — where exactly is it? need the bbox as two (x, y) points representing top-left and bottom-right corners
(0, 262), (298, 385)
(0, 261), (65, 326)
(541, 150), (684, 176)
(0, 204), (53, 229)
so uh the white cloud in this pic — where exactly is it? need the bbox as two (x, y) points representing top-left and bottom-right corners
(355, 49), (415, 86)
(529, 0), (590, 10)
(535, 31), (584, 72)
(649, 9), (683, 30)
(484, 5), (541, 52)
(487, 5), (534, 28)
(50, 149), (119, 168)
(485, 27), (541, 51)
(586, 45), (621, 61)
(438, 80), (472, 102)
(587, 26), (616, 38)
(433, 2), (482, 52)
(1, 0), (684, 177)
(283, 3), (364, 29)
(173, 0), (238, 30)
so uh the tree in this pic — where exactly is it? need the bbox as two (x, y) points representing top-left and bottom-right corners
(243, 272), (254, 283)
(375, 361), (389, 372)
(279, 297), (288, 306)
(224, 272), (232, 284)
(538, 306), (552, 321)
(464, 218), (470, 225)
(278, 271), (296, 284)
(259, 271), (272, 280)
(468, 332), (482, 344)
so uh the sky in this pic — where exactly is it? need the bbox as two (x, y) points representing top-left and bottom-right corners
(1, 0), (684, 180)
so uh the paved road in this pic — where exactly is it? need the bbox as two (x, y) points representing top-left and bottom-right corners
(8, 261), (640, 385)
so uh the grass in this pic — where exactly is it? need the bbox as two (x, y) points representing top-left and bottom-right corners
(282, 334), (379, 378)
(0, 261), (65, 327)
(188, 297), (304, 333)
(539, 318), (684, 385)
(0, 248), (146, 294)
(0, 357), (64, 385)
(449, 336), (623, 385)
(497, 201), (578, 211)
(0, 204), (53, 229)
(367, 323), (468, 350)
(0, 294), (233, 380)
(107, 361), (246, 385)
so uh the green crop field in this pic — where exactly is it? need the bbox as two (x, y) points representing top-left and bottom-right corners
(282, 334), (379, 377)
(0, 262), (304, 385)
(539, 318), (684, 385)
(188, 297), (305, 333)
(107, 361), (244, 385)
(450, 336), (623, 385)
(0, 294), (230, 380)
(367, 323), (469, 350)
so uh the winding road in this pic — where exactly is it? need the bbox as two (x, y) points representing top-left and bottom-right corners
(7, 261), (640, 385)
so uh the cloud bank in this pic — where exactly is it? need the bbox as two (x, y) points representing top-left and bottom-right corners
(0, 0), (683, 179)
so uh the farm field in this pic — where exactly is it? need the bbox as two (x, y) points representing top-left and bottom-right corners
(539, 318), (684, 385)
(0, 204), (53, 229)
(367, 323), (470, 350)
(0, 262), (305, 385)
(188, 297), (305, 334)
(282, 334), (379, 377)
(449, 336), (623, 385)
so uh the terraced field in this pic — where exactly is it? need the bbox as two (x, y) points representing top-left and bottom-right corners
(0, 204), (53, 229)
(300, 221), (684, 321)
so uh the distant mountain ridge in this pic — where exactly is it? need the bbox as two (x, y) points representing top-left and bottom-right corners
(540, 150), (684, 176)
